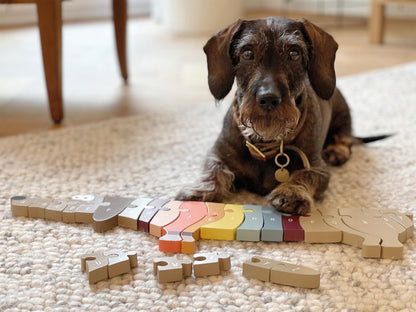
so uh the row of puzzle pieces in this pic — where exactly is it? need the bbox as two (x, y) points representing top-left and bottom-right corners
(82, 250), (320, 289)
(11, 195), (414, 259)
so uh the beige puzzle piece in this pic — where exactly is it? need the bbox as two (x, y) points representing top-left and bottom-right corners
(153, 256), (193, 283)
(44, 199), (68, 221)
(243, 256), (320, 289)
(10, 196), (33, 217)
(320, 208), (382, 258)
(118, 198), (153, 230)
(193, 252), (231, 277)
(81, 250), (137, 284)
(299, 209), (342, 243)
(28, 198), (52, 219)
(63, 195), (104, 223)
(339, 208), (405, 259)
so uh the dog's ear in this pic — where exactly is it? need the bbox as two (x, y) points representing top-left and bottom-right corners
(301, 19), (338, 100)
(203, 19), (243, 100)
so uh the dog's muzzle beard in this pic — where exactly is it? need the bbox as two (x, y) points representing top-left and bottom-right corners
(236, 95), (301, 143)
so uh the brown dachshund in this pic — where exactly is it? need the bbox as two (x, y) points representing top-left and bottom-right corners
(177, 17), (388, 215)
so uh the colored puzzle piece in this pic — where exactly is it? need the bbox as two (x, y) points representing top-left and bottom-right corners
(149, 201), (182, 237)
(138, 199), (170, 232)
(193, 252), (231, 277)
(159, 201), (208, 253)
(282, 215), (304, 241)
(153, 256), (193, 283)
(118, 198), (153, 230)
(200, 204), (244, 240)
(236, 205), (264, 241)
(260, 206), (284, 242)
(93, 196), (135, 232)
(299, 209), (342, 243)
(243, 256), (320, 289)
(181, 202), (226, 254)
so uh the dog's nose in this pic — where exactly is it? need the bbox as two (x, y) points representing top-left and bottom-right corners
(256, 92), (282, 111)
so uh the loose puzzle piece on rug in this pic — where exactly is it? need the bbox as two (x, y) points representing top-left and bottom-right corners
(10, 195), (414, 259)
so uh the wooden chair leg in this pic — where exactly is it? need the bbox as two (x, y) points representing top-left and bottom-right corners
(36, 0), (63, 124)
(369, 0), (385, 44)
(113, 0), (128, 82)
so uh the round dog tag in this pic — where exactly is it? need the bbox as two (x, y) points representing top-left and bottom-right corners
(275, 168), (290, 182)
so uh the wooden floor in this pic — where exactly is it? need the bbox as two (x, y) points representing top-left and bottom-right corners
(0, 12), (415, 137)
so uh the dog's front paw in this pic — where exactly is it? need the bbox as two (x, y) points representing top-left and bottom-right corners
(267, 183), (313, 215)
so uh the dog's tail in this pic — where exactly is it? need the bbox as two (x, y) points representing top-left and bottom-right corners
(354, 134), (394, 144)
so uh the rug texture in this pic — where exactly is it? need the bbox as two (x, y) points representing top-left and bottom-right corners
(1, 63), (416, 312)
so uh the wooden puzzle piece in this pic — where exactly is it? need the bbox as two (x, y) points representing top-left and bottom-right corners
(282, 215), (304, 241)
(81, 249), (137, 284)
(11, 196), (34, 217)
(153, 256), (193, 283)
(193, 252), (231, 277)
(118, 198), (153, 230)
(236, 205), (264, 241)
(149, 201), (182, 237)
(103, 249), (138, 278)
(81, 253), (109, 284)
(28, 198), (52, 219)
(299, 209), (342, 243)
(243, 256), (320, 288)
(261, 206), (284, 242)
(200, 204), (245, 240)
(320, 208), (382, 258)
(93, 196), (135, 232)
(159, 201), (208, 253)
(339, 208), (406, 259)
(181, 202), (226, 254)
(44, 199), (68, 221)
(381, 210), (414, 241)
(62, 195), (105, 223)
(138, 199), (170, 232)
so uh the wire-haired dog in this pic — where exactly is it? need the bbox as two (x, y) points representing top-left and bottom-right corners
(178, 17), (387, 215)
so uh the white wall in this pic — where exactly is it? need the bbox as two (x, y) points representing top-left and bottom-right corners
(243, 0), (416, 19)
(0, 0), (150, 27)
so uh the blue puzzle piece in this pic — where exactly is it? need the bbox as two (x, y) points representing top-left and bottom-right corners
(237, 205), (264, 241)
(261, 207), (284, 242)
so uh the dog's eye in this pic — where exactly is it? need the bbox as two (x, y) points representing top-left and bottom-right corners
(289, 48), (301, 61)
(242, 49), (254, 61)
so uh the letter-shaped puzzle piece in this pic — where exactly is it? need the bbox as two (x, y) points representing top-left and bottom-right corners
(200, 204), (244, 240)
(282, 215), (304, 241)
(93, 196), (135, 232)
(81, 249), (137, 284)
(62, 195), (105, 223)
(193, 252), (231, 277)
(339, 208), (406, 259)
(380, 210), (414, 241)
(45, 199), (68, 221)
(28, 198), (52, 219)
(149, 201), (182, 237)
(138, 199), (170, 232)
(153, 256), (193, 283)
(159, 201), (208, 253)
(320, 208), (382, 258)
(118, 198), (153, 230)
(261, 207), (284, 242)
(236, 205), (264, 241)
(299, 209), (342, 243)
(243, 256), (320, 289)
(103, 249), (138, 278)
(10, 196), (33, 217)
(181, 202), (226, 254)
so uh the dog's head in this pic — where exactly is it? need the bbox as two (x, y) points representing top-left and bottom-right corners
(204, 17), (338, 141)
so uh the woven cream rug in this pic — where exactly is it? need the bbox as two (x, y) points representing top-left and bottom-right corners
(1, 63), (415, 312)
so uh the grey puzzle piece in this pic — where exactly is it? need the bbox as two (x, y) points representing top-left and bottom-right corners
(261, 206), (284, 242)
(237, 205), (264, 241)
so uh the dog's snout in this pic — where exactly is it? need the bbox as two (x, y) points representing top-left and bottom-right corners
(256, 89), (282, 111)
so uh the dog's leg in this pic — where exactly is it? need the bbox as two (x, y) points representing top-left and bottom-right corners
(323, 89), (354, 166)
(177, 153), (235, 202)
(267, 166), (330, 215)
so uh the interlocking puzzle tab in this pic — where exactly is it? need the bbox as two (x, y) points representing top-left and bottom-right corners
(81, 249), (138, 284)
(243, 256), (320, 289)
(153, 252), (231, 282)
(10, 195), (414, 259)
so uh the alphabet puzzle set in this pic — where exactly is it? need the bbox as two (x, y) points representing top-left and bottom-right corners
(10, 194), (414, 259)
